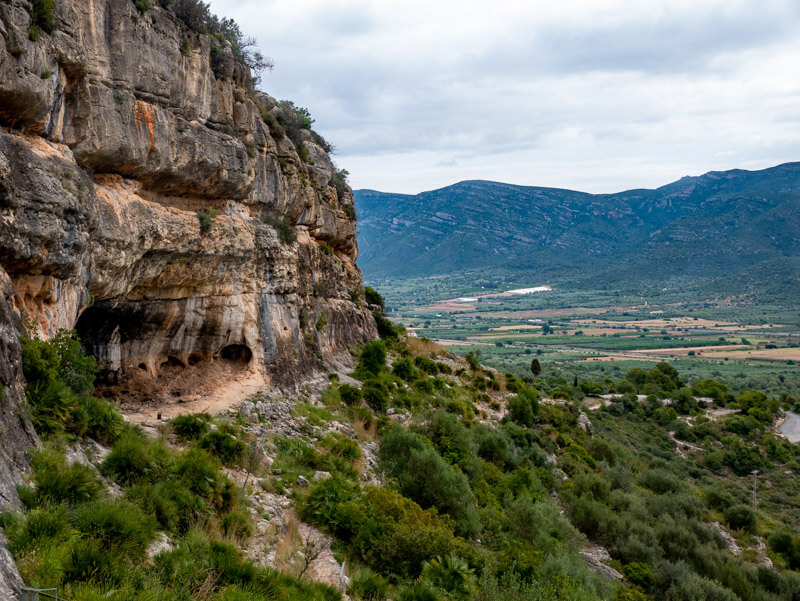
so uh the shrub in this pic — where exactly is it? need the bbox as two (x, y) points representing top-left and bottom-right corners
(134, 0), (152, 12)
(25, 379), (77, 436)
(364, 286), (385, 311)
(5, 506), (72, 555)
(22, 329), (97, 396)
(103, 432), (170, 485)
(30, 0), (55, 34)
(475, 426), (509, 467)
(200, 430), (247, 466)
(164, 0), (272, 84)
(349, 566), (390, 601)
(507, 388), (538, 427)
(79, 396), (124, 444)
(175, 447), (235, 510)
(339, 384), (362, 406)
(341, 487), (459, 578)
(397, 583), (441, 601)
(638, 468), (683, 495)
(357, 341), (386, 376)
(378, 426), (479, 537)
(623, 562), (654, 591)
(333, 168), (350, 201)
(171, 413), (211, 440)
(72, 498), (157, 556)
(64, 538), (124, 584)
(705, 488), (735, 512)
(725, 504), (757, 533)
(197, 208), (219, 233)
(363, 381), (388, 413)
(373, 311), (398, 339)
(421, 554), (475, 598)
(300, 476), (361, 535)
(393, 358), (417, 381)
(262, 214), (296, 244)
(29, 447), (103, 505)
(222, 509), (253, 542)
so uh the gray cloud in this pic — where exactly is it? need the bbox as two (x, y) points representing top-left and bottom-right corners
(209, 0), (800, 193)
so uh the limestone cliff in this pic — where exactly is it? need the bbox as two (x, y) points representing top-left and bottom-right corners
(0, 0), (375, 389)
(0, 1), (374, 591)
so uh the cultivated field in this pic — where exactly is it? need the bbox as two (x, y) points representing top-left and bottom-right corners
(371, 274), (800, 396)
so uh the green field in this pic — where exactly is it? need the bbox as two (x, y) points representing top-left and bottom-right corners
(369, 275), (800, 397)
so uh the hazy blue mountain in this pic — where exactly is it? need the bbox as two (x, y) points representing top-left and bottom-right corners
(354, 163), (800, 294)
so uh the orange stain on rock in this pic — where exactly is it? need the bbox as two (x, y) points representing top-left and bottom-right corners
(134, 100), (156, 159)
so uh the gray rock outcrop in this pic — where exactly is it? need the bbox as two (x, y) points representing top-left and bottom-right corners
(0, 0), (377, 595)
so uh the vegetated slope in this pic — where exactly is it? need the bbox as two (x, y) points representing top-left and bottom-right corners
(354, 163), (800, 294)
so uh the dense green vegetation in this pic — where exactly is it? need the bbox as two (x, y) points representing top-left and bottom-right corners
(5, 331), (340, 601)
(7, 307), (800, 601)
(268, 319), (800, 601)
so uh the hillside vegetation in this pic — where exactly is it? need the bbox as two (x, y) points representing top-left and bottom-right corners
(7, 306), (800, 601)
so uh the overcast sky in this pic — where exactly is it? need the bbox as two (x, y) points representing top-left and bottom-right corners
(209, 0), (800, 194)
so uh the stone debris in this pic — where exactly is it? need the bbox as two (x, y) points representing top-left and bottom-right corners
(580, 545), (623, 581)
(147, 533), (174, 560)
(710, 521), (741, 555)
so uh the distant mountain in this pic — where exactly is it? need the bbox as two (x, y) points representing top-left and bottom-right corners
(354, 163), (800, 294)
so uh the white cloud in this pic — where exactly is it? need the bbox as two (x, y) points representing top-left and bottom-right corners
(209, 0), (800, 193)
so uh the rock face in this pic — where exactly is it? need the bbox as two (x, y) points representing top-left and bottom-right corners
(0, 0), (375, 404)
(0, 1), (374, 593)
(0, 271), (39, 598)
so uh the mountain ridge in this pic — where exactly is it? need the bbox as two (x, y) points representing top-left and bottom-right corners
(354, 162), (800, 294)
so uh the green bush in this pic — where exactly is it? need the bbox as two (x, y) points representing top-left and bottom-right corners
(175, 447), (235, 510)
(79, 396), (124, 444)
(5, 506), (72, 555)
(349, 565), (390, 601)
(374, 311), (398, 339)
(397, 583), (442, 601)
(340, 487), (459, 578)
(725, 504), (757, 533)
(72, 498), (157, 556)
(507, 387), (538, 427)
(378, 426), (479, 537)
(64, 538), (124, 584)
(171, 413), (211, 440)
(421, 553), (475, 598)
(28, 447), (103, 506)
(363, 381), (389, 413)
(30, 0), (55, 34)
(364, 286), (385, 310)
(262, 214), (296, 244)
(357, 341), (386, 376)
(638, 468), (683, 495)
(103, 432), (171, 486)
(197, 208), (219, 233)
(222, 509), (253, 542)
(339, 384), (362, 406)
(25, 379), (77, 436)
(21, 329), (97, 396)
(134, 0), (153, 12)
(200, 429), (246, 466)
(414, 356), (439, 375)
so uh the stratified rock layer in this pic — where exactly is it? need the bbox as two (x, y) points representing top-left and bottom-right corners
(0, 0), (374, 399)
